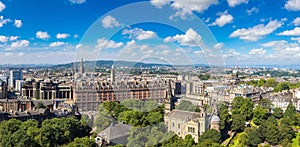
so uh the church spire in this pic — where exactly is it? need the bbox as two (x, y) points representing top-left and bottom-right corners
(80, 57), (84, 75)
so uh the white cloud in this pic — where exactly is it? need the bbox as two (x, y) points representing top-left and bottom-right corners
(56, 33), (70, 39)
(229, 20), (283, 41)
(247, 7), (259, 16)
(122, 28), (158, 40)
(223, 49), (240, 58)
(9, 36), (18, 41)
(0, 36), (19, 42)
(11, 40), (30, 49)
(150, 0), (218, 19)
(260, 40), (289, 48)
(76, 44), (82, 49)
(293, 17), (300, 26)
(73, 34), (79, 39)
(0, 35), (8, 43)
(69, 0), (86, 4)
(227, 0), (248, 7)
(96, 38), (123, 50)
(49, 41), (66, 47)
(278, 27), (300, 36)
(0, 1), (5, 12)
(0, 16), (11, 28)
(164, 28), (202, 46)
(36, 31), (50, 40)
(209, 11), (233, 27)
(101, 15), (121, 28)
(284, 0), (300, 11)
(214, 43), (224, 49)
(14, 19), (22, 28)
(291, 37), (300, 43)
(249, 48), (266, 56)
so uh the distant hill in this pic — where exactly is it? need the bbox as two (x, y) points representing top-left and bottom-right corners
(51, 60), (175, 70)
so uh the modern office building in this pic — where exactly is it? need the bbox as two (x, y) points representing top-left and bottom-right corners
(9, 70), (23, 89)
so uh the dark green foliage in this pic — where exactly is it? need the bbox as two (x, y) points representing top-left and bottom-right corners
(283, 102), (298, 125)
(253, 106), (268, 125)
(127, 123), (174, 147)
(274, 82), (290, 92)
(198, 74), (211, 80)
(184, 135), (195, 147)
(231, 96), (253, 120)
(231, 114), (246, 132)
(63, 137), (97, 147)
(220, 103), (230, 131)
(245, 128), (262, 147)
(258, 98), (273, 110)
(198, 129), (221, 143)
(96, 99), (164, 129)
(273, 107), (283, 119)
(0, 117), (90, 147)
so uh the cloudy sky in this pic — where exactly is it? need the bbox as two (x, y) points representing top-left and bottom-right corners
(0, 0), (300, 66)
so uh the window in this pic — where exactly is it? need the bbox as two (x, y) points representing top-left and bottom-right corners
(178, 124), (180, 129)
(172, 122), (174, 127)
(188, 127), (195, 133)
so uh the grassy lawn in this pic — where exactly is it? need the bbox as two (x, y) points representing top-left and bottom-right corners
(292, 132), (300, 147)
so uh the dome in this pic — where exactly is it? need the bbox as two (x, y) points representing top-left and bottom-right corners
(211, 114), (221, 122)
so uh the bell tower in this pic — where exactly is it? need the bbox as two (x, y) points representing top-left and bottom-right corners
(164, 80), (175, 115)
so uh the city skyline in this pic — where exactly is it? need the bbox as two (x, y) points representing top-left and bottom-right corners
(0, 0), (300, 65)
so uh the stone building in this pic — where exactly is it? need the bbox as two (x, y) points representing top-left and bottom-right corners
(21, 78), (73, 100)
(74, 79), (167, 112)
(164, 82), (220, 143)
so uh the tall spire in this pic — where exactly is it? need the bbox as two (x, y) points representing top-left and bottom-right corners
(111, 65), (115, 83)
(80, 57), (84, 75)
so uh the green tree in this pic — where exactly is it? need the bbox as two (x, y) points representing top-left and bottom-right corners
(273, 107), (283, 119)
(284, 102), (298, 125)
(258, 78), (266, 87)
(284, 102), (296, 118)
(63, 137), (97, 147)
(231, 114), (246, 132)
(274, 82), (290, 92)
(258, 98), (272, 111)
(253, 106), (268, 125)
(145, 111), (163, 125)
(95, 104), (117, 132)
(184, 134), (195, 147)
(118, 110), (144, 126)
(265, 78), (278, 88)
(198, 74), (211, 80)
(198, 129), (221, 143)
(232, 96), (253, 120)
(220, 104), (230, 131)
(245, 128), (262, 147)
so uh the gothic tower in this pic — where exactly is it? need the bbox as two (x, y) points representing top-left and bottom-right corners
(80, 57), (85, 75)
(164, 80), (175, 115)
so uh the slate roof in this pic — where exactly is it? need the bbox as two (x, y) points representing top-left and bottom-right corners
(166, 109), (201, 121)
(98, 123), (132, 141)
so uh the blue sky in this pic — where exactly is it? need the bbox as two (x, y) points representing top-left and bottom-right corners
(1, 0), (300, 66)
